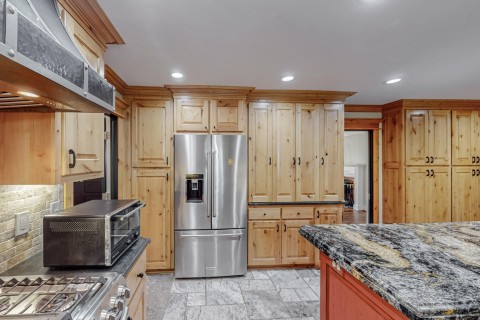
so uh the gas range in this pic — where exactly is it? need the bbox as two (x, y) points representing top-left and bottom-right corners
(0, 273), (130, 320)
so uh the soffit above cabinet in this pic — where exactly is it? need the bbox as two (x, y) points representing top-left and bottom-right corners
(247, 90), (356, 104)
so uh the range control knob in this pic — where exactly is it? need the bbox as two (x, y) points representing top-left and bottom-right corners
(109, 296), (125, 311)
(100, 310), (116, 320)
(118, 285), (131, 299)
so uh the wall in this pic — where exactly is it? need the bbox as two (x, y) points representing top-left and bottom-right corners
(0, 185), (63, 273)
(344, 132), (370, 211)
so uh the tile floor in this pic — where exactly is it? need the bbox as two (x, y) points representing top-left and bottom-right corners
(146, 269), (321, 320)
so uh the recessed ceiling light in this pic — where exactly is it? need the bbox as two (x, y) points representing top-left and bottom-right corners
(282, 76), (295, 82)
(385, 78), (402, 84)
(18, 91), (39, 98)
(171, 72), (183, 79)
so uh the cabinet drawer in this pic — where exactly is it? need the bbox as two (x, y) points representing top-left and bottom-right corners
(128, 277), (145, 319)
(126, 251), (147, 297)
(249, 208), (281, 220)
(282, 207), (313, 219)
(316, 206), (341, 215)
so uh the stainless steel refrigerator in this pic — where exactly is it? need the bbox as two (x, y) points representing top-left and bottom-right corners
(174, 134), (247, 278)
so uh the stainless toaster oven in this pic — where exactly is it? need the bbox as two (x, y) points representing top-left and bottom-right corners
(43, 199), (145, 267)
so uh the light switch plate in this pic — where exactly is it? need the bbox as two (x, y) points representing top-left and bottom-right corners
(15, 211), (29, 237)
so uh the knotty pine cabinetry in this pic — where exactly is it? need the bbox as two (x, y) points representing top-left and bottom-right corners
(126, 251), (147, 320)
(248, 204), (343, 267)
(383, 100), (480, 223)
(130, 97), (173, 271)
(249, 103), (344, 202)
(0, 112), (104, 184)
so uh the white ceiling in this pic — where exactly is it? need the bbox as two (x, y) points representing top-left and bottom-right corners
(98, 0), (480, 104)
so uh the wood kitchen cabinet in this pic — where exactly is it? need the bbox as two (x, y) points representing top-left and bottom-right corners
(405, 167), (451, 223)
(405, 110), (451, 166)
(126, 251), (147, 320)
(249, 103), (274, 202)
(0, 112), (104, 184)
(248, 220), (282, 266)
(314, 205), (343, 268)
(174, 98), (209, 132)
(211, 99), (246, 132)
(452, 111), (480, 166)
(281, 217), (315, 265)
(452, 167), (480, 222)
(132, 169), (171, 270)
(132, 100), (173, 168)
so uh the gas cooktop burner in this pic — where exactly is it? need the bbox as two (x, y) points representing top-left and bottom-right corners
(35, 292), (79, 313)
(0, 297), (10, 313)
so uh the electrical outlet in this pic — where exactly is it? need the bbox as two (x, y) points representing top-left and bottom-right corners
(15, 211), (29, 237)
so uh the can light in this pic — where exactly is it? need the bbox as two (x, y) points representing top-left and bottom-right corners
(282, 76), (295, 82)
(17, 91), (39, 98)
(171, 72), (184, 79)
(385, 78), (402, 84)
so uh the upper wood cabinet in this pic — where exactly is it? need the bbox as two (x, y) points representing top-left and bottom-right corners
(174, 98), (209, 132)
(211, 99), (246, 132)
(132, 100), (173, 168)
(0, 112), (104, 184)
(452, 111), (480, 166)
(132, 169), (171, 270)
(405, 110), (451, 166)
(273, 104), (296, 202)
(249, 103), (273, 202)
(296, 104), (320, 201)
(321, 104), (344, 201)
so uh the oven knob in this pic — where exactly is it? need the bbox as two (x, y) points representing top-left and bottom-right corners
(100, 310), (116, 320)
(118, 285), (131, 299)
(110, 296), (125, 311)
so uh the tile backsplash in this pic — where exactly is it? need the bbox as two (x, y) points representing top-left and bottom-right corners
(0, 185), (63, 273)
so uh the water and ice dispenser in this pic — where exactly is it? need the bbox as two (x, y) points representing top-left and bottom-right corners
(185, 174), (204, 203)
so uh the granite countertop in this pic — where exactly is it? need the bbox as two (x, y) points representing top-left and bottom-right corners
(249, 201), (345, 206)
(300, 223), (480, 320)
(1, 237), (150, 278)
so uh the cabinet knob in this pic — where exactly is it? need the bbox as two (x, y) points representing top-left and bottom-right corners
(137, 272), (144, 279)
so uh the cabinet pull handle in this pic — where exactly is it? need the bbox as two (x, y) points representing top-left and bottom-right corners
(167, 157), (169, 165)
(277, 224), (279, 232)
(137, 272), (144, 279)
(298, 157), (301, 165)
(68, 149), (76, 168)
(426, 170), (430, 176)
(426, 156), (430, 163)
(477, 156), (480, 163)
(283, 224), (286, 232)
(269, 157), (272, 165)
(473, 169), (476, 177)
(321, 157), (324, 165)
(316, 211), (320, 219)
(430, 156), (434, 163)
(166, 173), (169, 181)
(473, 156), (476, 164)
(477, 169), (480, 176)
(293, 157), (296, 165)
(431, 169), (435, 177)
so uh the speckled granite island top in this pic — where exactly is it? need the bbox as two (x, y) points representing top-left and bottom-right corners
(300, 223), (480, 320)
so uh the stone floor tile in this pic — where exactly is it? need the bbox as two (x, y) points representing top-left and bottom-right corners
(243, 289), (292, 319)
(267, 270), (309, 289)
(162, 293), (187, 320)
(206, 280), (244, 305)
(303, 277), (320, 296)
(297, 269), (317, 278)
(187, 292), (206, 306)
(295, 288), (319, 301)
(186, 304), (249, 320)
(251, 270), (270, 280)
(171, 278), (206, 293)
(238, 279), (276, 291)
(279, 288), (302, 302)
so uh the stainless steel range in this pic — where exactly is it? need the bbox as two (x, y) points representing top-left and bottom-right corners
(0, 273), (130, 320)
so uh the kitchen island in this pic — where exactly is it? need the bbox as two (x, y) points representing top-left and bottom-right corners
(300, 223), (480, 320)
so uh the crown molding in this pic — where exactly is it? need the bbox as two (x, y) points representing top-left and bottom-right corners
(247, 90), (356, 103)
(165, 85), (255, 99)
(345, 104), (382, 113)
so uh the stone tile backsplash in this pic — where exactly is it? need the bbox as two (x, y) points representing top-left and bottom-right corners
(0, 185), (63, 273)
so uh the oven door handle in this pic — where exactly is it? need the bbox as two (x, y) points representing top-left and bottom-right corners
(180, 233), (242, 238)
(119, 202), (146, 221)
(120, 306), (130, 320)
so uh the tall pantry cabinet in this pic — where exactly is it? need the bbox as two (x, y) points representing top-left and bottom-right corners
(383, 100), (480, 224)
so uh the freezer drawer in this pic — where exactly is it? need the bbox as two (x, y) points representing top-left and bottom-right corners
(174, 229), (247, 278)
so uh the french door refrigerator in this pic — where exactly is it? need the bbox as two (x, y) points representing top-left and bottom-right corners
(174, 134), (247, 278)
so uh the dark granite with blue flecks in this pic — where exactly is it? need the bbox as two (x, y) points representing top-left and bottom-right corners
(300, 223), (480, 320)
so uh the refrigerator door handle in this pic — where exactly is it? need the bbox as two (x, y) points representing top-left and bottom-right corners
(180, 234), (242, 238)
(212, 149), (217, 218)
(206, 151), (211, 218)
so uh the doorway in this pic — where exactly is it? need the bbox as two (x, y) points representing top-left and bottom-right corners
(344, 130), (373, 224)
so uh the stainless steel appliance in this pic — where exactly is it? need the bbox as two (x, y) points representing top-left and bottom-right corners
(174, 134), (247, 278)
(43, 200), (145, 267)
(0, 273), (131, 320)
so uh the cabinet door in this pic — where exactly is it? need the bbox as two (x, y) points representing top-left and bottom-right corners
(281, 219), (314, 265)
(175, 98), (209, 132)
(321, 104), (344, 201)
(248, 220), (281, 266)
(405, 111), (429, 166)
(296, 104), (320, 201)
(132, 100), (172, 168)
(132, 169), (171, 270)
(405, 167), (429, 223)
(248, 103), (273, 202)
(452, 167), (477, 221)
(62, 113), (104, 178)
(211, 99), (246, 132)
(452, 111), (476, 166)
(273, 103), (296, 202)
(474, 112), (480, 163)
(428, 110), (451, 165)
(429, 167), (451, 222)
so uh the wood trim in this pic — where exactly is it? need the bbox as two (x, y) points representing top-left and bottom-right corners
(373, 131), (380, 224)
(165, 85), (255, 99)
(247, 90), (356, 103)
(402, 99), (480, 109)
(382, 100), (403, 113)
(58, 0), (124, 49)
(345, 105), (382, 113)
(345, 118), (381, 130)
(123, 87), (173, 100)
(105, 65), (129, 95)
(113, 95), (129, 119)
